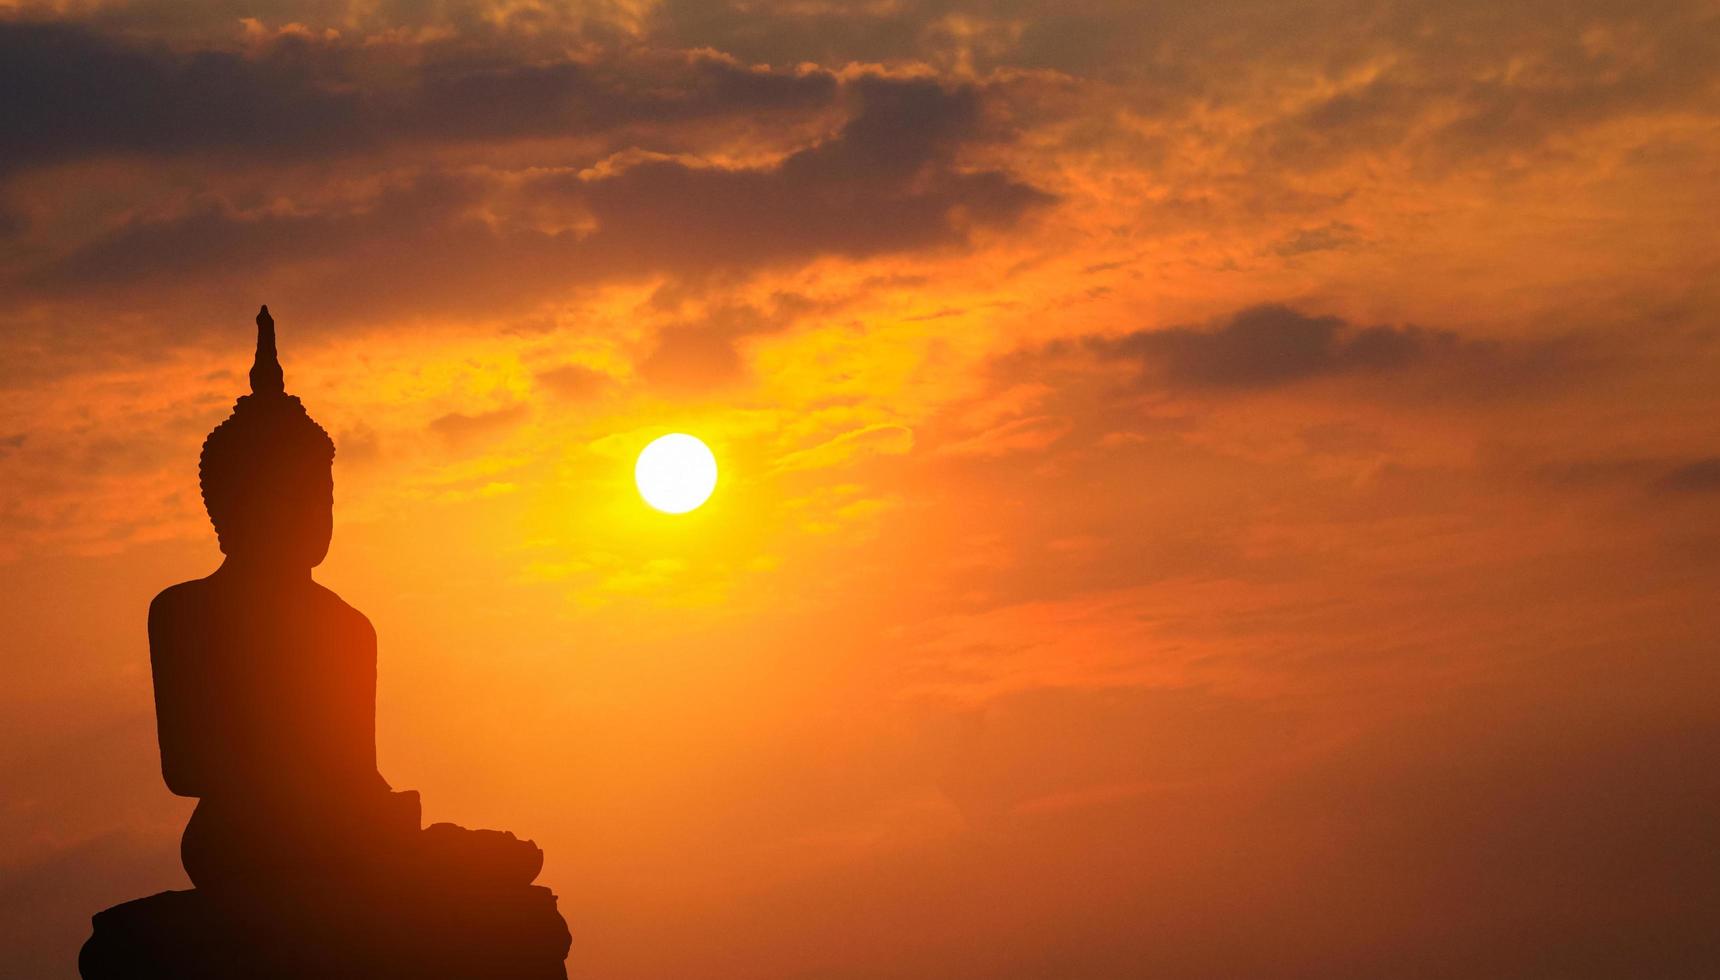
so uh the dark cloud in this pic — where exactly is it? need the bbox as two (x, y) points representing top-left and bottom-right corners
(1529, 455), (1665, 491)
(17, 75), (1050, 329)
(36, 172), (487, 289)
(648, 0), (1720, 164)
(0, 22), (365, 172)
(0, 205), (25, 238)
(1522, 455), (1720, 497)
(0, 21), (836, 174)
(1658, 457), (1720, 493)
(1089, 305), (1461, 389)
(564, 75), (1053, 273)
(7, 0), (1715, 188)
(400, 48), (837, 144)
(1270, 222), (1360, 257)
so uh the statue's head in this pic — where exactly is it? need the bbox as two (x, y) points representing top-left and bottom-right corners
(198, 307), (336, 570)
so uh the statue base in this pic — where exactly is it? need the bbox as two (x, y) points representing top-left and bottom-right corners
(80, 882), (571, 979)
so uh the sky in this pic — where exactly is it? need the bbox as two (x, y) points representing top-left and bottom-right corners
(2, 0), (1719, 976)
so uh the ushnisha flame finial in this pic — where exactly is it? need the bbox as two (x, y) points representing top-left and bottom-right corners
(199, 305), (336, 548)
(249, 304), (285, 397)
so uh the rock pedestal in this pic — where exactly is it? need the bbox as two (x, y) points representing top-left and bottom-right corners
(80, 876), (571, 979)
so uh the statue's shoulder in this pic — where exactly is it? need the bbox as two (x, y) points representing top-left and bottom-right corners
(148, 576), (217, 623)
(309, 581), (377, 641)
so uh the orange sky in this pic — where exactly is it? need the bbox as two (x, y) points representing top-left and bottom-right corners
(3, 1), (1720, 976)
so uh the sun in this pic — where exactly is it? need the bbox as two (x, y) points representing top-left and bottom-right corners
(635, 433), (718, 514)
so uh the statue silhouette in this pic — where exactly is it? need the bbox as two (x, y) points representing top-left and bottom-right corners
(80, 308), (571, 979)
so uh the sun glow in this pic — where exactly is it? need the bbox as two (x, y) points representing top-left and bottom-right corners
(634, 434), (718, 514)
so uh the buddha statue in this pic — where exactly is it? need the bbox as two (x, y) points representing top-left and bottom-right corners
(149, 304), (433, 892)
(82, 307), (570, 978)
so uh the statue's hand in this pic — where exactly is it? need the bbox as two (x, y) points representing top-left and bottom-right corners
(421, 822), (545, 888)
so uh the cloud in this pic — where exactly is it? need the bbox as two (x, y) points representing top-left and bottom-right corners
(1270, 222), (1361, 257)
(1523, 454), (1719, 496)
(636, 291), (848, 390)
(638, 300), (797, 390)
(936, 415), (1072, 458)
(13, 74), (1050, 330)
(0, 22), (362, 173)
(335, 422), (382, 466)
(402, 48), (836, 144)
(640, 320), (751, 389)
(32, 171), (488, 291)
(1217, 2), (1720, 175)
(1658, 457), (1720, 493)
(0, 22), (837, 174)
(427, 402), (530, 449)
(1087, 305), (1463, 389)
(535, 363), (613, 401)
(774, 423), (914, 472)
(3, 5), (1719, 977)
(560, 75), (1054, 274)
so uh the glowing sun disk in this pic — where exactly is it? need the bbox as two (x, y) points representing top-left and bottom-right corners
(635, 434), (718, 513)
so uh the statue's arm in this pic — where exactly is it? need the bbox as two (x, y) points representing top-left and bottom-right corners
(359, 611), (382, 778)
(147, 590), (205, 797)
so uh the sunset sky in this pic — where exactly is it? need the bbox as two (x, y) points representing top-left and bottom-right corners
(3, 0), (1720, 976)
